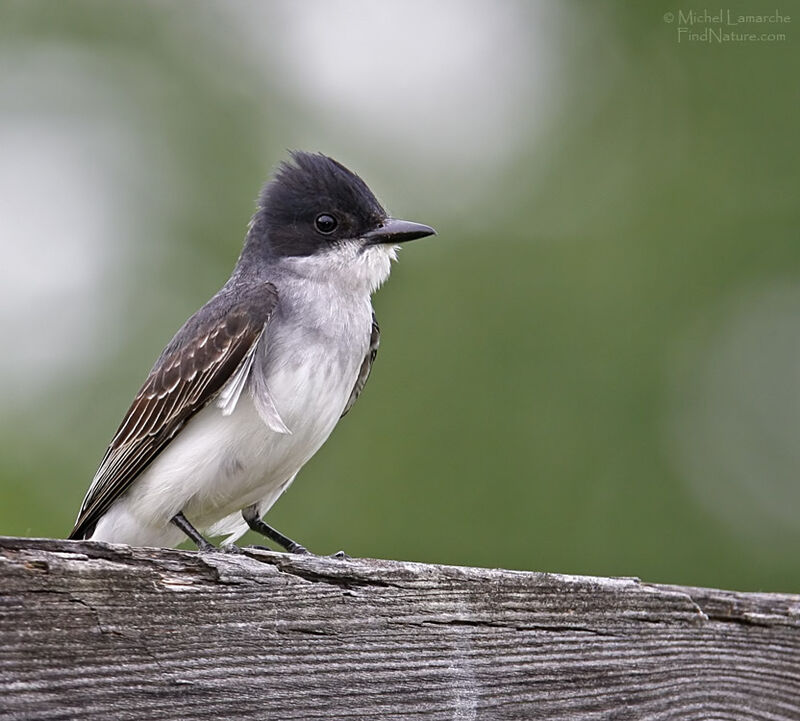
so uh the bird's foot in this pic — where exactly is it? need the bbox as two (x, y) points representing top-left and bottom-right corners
(330, 550), (350, 560)
(286, 542), (311, 555)
(244, 544), (273, 552)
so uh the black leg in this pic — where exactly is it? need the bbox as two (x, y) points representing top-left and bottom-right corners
(242, 505), (309, 554)
(171, 511), (215, 552)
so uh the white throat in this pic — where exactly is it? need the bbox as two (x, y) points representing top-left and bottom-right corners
(281, 241), (397, 295)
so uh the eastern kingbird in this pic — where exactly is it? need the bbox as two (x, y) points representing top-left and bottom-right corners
(69, 151), (435, 553)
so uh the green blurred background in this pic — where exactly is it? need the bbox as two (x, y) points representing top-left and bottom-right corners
(1, 0), (798, 592)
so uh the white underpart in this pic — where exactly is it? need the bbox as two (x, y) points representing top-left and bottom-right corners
(90, 243), (395, 548)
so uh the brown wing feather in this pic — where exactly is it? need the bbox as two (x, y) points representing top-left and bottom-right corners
(70, 283), (278, 539)
(341, 312), (380, 418)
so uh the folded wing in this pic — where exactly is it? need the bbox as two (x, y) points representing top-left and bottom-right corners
(69, 283), (279, 539)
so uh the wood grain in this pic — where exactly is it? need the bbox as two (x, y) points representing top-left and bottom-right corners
(1, 537), (799, 720)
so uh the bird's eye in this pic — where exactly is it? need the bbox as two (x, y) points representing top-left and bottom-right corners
(314, 213), (338, 234)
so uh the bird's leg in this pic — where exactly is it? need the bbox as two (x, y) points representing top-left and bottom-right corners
(242, 504), (309, 554)
(171, 511), (216, 553)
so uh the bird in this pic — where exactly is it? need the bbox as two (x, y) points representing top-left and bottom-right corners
(69, 151), (435, 553)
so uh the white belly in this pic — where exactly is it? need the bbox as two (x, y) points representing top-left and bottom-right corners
(91, 328), (367, 548)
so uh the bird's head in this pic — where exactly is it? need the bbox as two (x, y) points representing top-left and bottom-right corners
(243, 152), (435, 292)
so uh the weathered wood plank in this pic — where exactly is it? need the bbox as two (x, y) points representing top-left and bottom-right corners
(1, 536), (798, 720)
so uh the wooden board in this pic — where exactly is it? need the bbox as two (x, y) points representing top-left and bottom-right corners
(1, 537), (799, 720)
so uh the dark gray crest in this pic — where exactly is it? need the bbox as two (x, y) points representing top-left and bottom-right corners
(251, 151), (388, 257)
